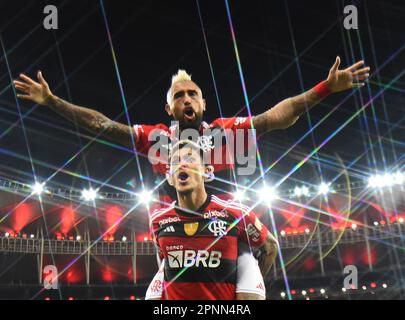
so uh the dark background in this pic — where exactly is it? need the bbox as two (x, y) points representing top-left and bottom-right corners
(0, 0), (403, 190)
(0, 0), (404, 299)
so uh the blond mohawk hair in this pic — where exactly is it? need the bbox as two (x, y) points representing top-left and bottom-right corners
(167, 69), (192, 104)
(171, 69), (192, 85)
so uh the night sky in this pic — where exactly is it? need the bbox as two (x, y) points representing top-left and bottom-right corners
(0, 0), (403, 193)
(0, 0), (404, 297)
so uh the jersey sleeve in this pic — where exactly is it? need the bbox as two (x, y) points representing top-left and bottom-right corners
(210, 116), (253, 131)
(237, 208), (268, 248)
(133, 123), (168, 155)
(210, 117), (256, 154)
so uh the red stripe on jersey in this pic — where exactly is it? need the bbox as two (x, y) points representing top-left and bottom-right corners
(133, 117), (254, 175)
(150, 195), (268, 300)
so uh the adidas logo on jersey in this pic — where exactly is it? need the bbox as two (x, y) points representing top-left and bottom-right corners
(256, 283), (265, 290)
(163, 226), (175, 233)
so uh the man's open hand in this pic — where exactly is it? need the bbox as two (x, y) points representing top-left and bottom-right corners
(326, 56), (370, 93)
(13, 71), (53, 105)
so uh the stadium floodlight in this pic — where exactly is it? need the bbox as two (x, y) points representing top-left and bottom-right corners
(382, 283), (387, 288)
(341, 287), (347, 292)
(318, 182), (331, 195)
(294, 186), (302, 197)
(280, 230), (286, 237)
(293, 186), (309, 197)
(30, 234), (35, 239)
(232, 190), (246, 202)
(302, 290), (307, 296)
(383, 173), (395, 187)
(301, 186), (309, 197)
(138, 190), (153, 205)
(398, 217), (404, 224)
(320, 289), (325, 294)
(143, 237), (148, 241)
(305, 228), (310, 234)
(393, 172), (404, 185)
(81, 188), (98, 201)
(368, 173), (399, 188)
(31, 182), (45, 196)
(258, 185), (278, 205)
(122, 236), (127, 242)
(368, 175), (381, 188)
(362, 286), (367, 290)
(373, 221), (379, 226)
(280, 292), (286, 298)
(351, 223), (357, 230)
(76, 236), (81, 241)
(5, 232), (10, 238)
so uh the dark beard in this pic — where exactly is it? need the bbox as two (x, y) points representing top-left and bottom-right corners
(179, 114), (203, 131)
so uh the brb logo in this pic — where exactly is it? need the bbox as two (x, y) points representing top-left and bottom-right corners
(208, 220), (228, 237)
(167, 250), (222, 268)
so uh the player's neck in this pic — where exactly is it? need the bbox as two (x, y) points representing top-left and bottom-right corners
(177, 187), (208, 212)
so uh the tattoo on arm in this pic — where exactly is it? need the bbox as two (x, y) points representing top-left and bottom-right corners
(289, 87), (323, 117)
(47, 95), (135, 147)
(253, 86), (325, 135)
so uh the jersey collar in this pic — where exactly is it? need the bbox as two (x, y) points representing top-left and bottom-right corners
(168, 121), (210, 139)
(174, 193), (212, 217)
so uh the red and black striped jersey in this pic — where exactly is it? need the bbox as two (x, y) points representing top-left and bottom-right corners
(133, 117), (255, 204)
(150, 194), (268, 300)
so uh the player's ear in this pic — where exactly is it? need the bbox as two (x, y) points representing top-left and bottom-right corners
(165, 104), (172, 116)
(166, 170), (174, 186)
(204, 165), (214, 182)
(202, 98), (206, 112)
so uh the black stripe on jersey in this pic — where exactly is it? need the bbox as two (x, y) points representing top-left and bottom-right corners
(157, 220), (238, 238)
(164, 258), (236, 284)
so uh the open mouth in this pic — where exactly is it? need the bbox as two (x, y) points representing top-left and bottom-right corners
(184, 107), (195, 120)
(178, 172), (189, 182)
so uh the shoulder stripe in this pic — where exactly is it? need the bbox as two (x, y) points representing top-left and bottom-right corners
(211, 197), (251, 215)
(150, 202), (176, 220)
(211, 195), (251, 210)
(211, 195), (251, 213)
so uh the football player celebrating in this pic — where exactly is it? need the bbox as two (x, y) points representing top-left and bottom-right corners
(13, 57), (370, 202)
(147, 140), (278, 300)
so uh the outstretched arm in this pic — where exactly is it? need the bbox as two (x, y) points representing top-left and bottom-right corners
(252, 57), (370, 135)
(257, 232), (279, 278)
(14, 71), (136, 148)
